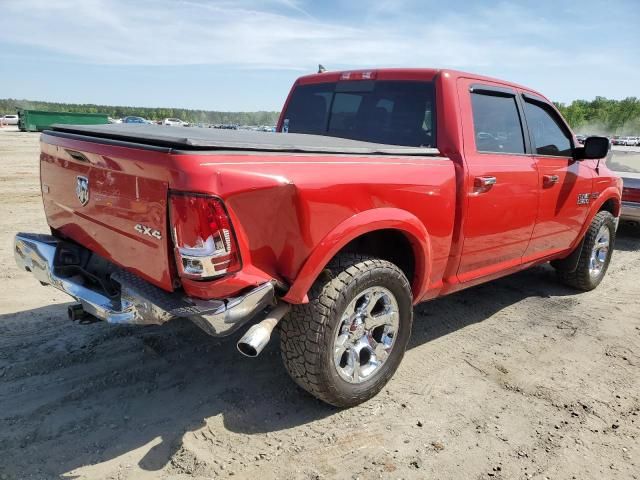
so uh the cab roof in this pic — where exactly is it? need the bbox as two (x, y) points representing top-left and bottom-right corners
(295, 68), (545, 101)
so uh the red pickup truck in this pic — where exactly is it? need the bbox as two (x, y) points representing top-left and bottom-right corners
(14, 68), (621, 407)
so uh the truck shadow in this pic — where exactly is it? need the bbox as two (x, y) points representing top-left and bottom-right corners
(0, 228), (637, 477)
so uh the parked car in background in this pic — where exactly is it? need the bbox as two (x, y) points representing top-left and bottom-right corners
(621, 175), (640, 224)
(608, 154), (640, 225)
(163, 118), (188, 126)
(1, 114), (20, 125)
(615, 136), (640, 146)
(122, 116), (149, 124)
(576, 134), (587, 145)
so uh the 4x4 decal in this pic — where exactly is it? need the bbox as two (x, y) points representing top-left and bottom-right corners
(577, 193), (592, 205)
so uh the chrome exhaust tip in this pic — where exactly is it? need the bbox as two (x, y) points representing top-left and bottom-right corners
(237, 303), (290, 358)
(237, 323), (273, 357)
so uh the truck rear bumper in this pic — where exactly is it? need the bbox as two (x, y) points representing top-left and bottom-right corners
(13, 233), (275, 337)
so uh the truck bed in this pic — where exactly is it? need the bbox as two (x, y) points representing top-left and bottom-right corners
(50, 124), (440, 155)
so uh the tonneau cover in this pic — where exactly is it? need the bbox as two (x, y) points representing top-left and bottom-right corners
(49, 123), (440, 156)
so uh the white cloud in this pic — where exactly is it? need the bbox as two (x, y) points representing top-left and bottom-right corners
(0, 0), (636, 93)
(0, 0), (599, 69)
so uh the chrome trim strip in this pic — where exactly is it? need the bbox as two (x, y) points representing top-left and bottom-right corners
(13, 233), (275, 337)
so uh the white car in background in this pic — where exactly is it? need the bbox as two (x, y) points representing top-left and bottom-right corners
(1, 114), (19, 125)
(163, 118), (188, 127)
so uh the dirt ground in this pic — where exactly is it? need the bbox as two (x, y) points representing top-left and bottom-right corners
(0, 127), (639, 480)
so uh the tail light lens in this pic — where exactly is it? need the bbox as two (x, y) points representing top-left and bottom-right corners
(169, 193), (241, 279)
(622, 186), (640, 203)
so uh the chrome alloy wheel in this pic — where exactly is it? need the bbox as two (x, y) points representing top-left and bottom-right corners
(589, 225), (610, 278)
(333, 286), (400, 384)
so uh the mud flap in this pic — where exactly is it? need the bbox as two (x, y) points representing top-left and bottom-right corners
(550, 236), (586, 273)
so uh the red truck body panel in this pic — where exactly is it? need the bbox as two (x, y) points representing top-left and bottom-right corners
(38, 68), (622, 307)
(40, 133), (457, 302)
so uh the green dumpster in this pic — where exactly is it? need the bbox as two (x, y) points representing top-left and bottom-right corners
(18, 110), (109, 132)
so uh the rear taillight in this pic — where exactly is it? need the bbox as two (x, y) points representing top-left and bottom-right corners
(169, 193), (241, 280)
(622, 187), (640, 203)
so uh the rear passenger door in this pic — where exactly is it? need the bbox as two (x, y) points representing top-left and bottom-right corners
(521, 93), (593, 259)
(457, 80), (539, 282)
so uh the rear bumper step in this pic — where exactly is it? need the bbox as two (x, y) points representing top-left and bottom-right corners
(13, 233), (275, 337)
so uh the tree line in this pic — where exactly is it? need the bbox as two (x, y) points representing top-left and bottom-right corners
(2, 96), (639, 133)
(0, 98), (280, 126)
(554, 97), (640, 135)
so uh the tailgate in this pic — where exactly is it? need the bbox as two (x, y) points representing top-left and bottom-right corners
(40, 133), (174, 290)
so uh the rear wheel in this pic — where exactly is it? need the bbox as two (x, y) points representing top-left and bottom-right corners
(556, 211), (616, 291)
(279, 254), (413, 407)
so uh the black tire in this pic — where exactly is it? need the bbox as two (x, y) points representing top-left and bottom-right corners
(556, 211), (616, 291)
(279, 254), (413, 407)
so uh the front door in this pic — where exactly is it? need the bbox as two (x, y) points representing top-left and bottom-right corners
(456, 80), (539, 282)
(520, 93), (594, 259)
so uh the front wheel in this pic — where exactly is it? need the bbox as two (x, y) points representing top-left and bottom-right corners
(279, 254), (413, 407)
(556, 210), (616, 291)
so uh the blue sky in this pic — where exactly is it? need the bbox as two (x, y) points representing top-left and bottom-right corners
(0, 0), (638, 111)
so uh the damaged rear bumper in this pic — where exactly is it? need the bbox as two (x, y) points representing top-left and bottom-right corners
(13, 233), (275, 337)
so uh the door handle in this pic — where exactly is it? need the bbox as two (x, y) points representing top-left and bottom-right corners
(473, 175), (497, 193)
(543, 174), (559, 187)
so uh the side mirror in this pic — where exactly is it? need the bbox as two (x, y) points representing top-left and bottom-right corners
(576, 136), (610, 160)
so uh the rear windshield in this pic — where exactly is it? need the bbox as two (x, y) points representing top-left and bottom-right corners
(281, 80), (436, 147)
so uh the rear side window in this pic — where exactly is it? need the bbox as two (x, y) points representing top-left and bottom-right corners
(471, 92), (525, 154)
(282, 81), (435, 147)
(523, 101), (573, 156)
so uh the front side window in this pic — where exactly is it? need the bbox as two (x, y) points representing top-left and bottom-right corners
(470, 92), (525, 154)
(282, 80), (435, 147)
(523, 101), (572, 156)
